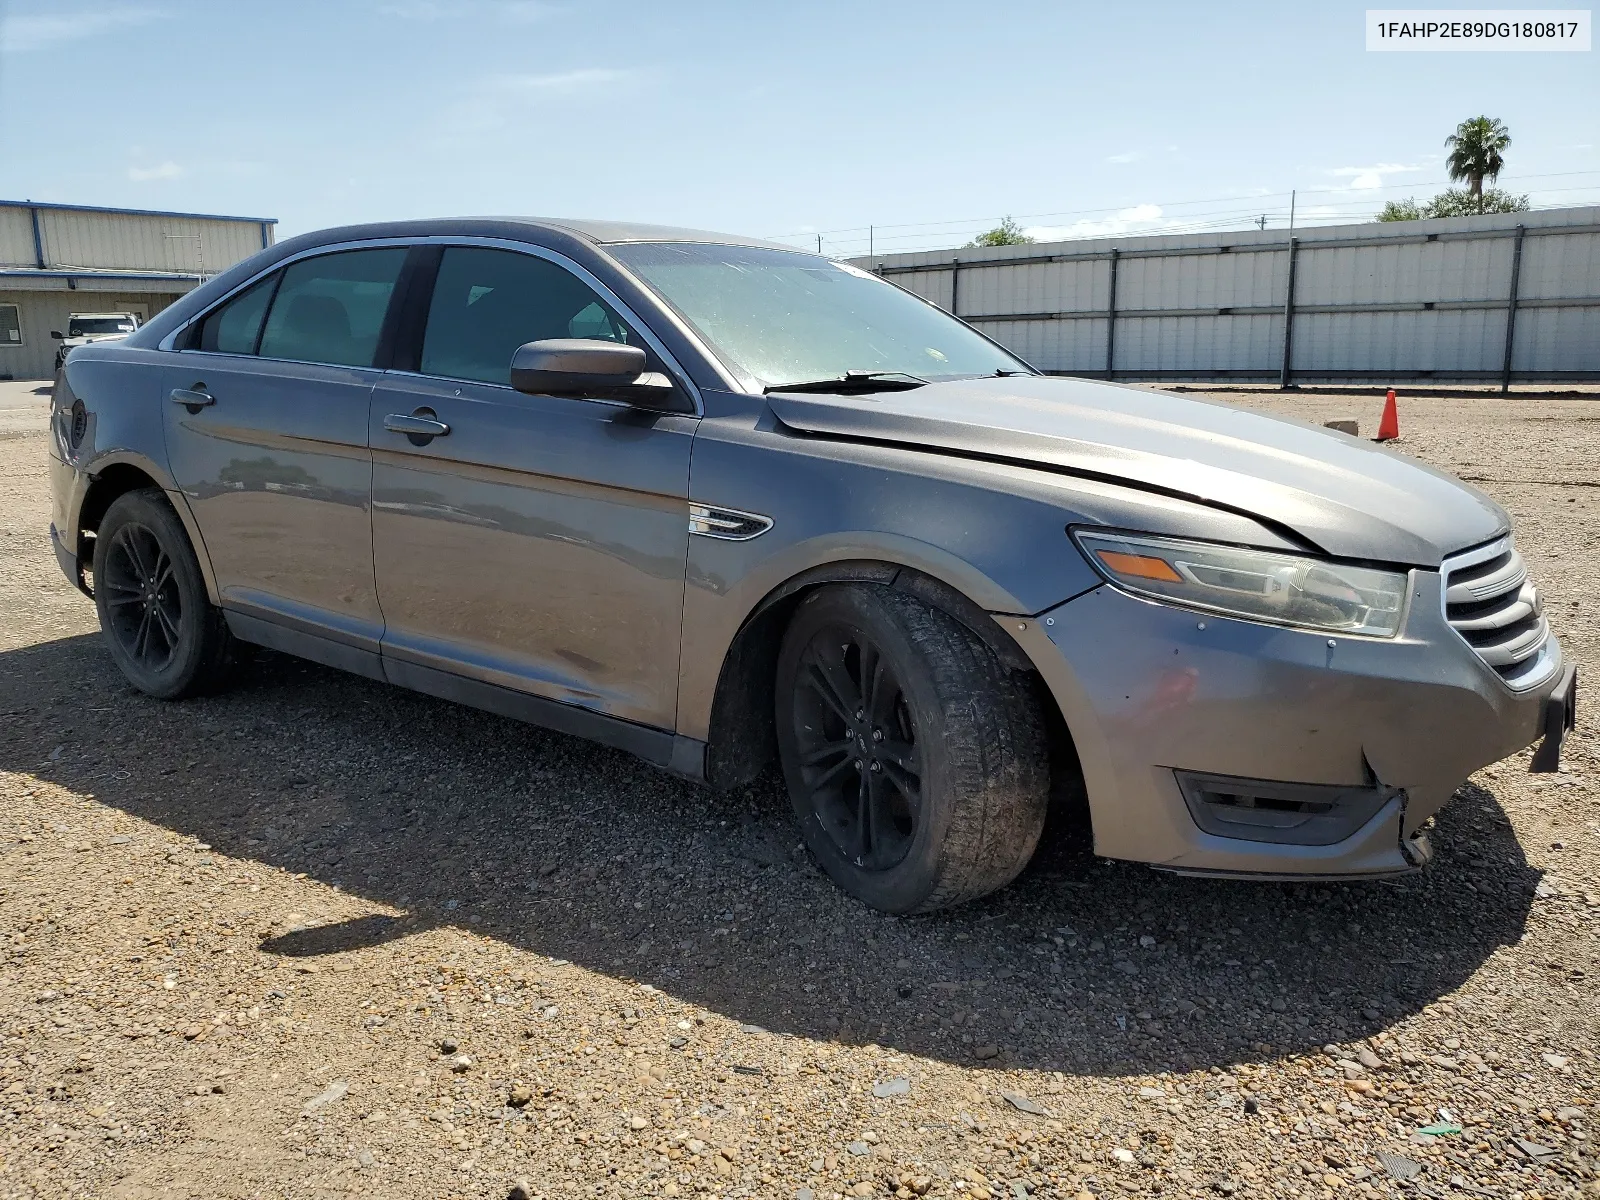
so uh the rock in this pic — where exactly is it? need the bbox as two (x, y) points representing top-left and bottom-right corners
(1113, 959), (1138, 976)
(303, 1080), (349, 1113)
(507, 1084), (533, 1107)
(897, 984), (913, 999)
(796, 1191), (815, 1200)
(1541, 1052), (1569, 1069)
(1242, 1097), (1260, 1115)
(872, 1078), (910, 1098)
(846, 1140), (871, 1156)
(508, 1179), (534, 1200)
(1112, 1148), (1136, 1164)
(450, 1055), (474, 1073)
(1358, 1048), (1383, 1070)
(1001, 1090), (1046, 1115)
(1557, 1106), (1584, 1122)
(356, 1149), (375, 1168)
(439, 1037), (458, 1054)
(1513, 1138), (1559, 1163)
(628, 1115), (650, 1130)
(972, 1044), (1000, 1060)
(1138, 1086), (1167, 1100)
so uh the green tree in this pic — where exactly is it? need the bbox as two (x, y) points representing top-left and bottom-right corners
(1377, 198), (1425, 222)
(967, 216), (1034, 247)
(1444, 116), (1512, 213)
(1377, 188), (1529, 221)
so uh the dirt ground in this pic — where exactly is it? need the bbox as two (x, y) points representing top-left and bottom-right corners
(0, 380), (1595, 1200)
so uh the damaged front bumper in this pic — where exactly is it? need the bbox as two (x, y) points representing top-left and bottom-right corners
(1008, 568), (1565, 879)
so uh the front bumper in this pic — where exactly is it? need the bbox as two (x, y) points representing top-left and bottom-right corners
(1013, 572), (1562, 878)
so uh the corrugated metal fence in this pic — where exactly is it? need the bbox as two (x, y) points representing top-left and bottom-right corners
(854, 205), (1600, 386)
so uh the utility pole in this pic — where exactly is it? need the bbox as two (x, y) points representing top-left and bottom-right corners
(1288, 190), (1296, 235)
(1256, 215), (1268, 230)
(816, 234), (823, 254)
(869, 225), (874, 256)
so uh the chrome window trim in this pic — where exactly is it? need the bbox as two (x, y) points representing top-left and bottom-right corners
(1438, 534), (1558, 693)
(159, 234), (708, 416)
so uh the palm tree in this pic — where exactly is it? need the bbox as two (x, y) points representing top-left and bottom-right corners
(1444, 117), (1511, 214)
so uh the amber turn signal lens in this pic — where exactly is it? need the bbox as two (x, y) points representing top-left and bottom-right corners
(1094, 550), (1184, 582)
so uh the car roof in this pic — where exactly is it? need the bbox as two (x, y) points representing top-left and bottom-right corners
(277, 217), (795, 254)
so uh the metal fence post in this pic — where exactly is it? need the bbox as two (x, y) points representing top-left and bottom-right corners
(1105, 248), (1120, 379)
(1501, 224), (1526, 394)
(1279, 236), (1299, 388)
(949, 258), (960, 317)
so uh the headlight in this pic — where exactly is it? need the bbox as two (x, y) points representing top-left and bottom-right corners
(1073, 530), (1408, 638)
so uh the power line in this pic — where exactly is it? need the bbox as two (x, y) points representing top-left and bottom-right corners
(760, 169), (1600, 248)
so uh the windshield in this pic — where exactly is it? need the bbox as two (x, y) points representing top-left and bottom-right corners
(607, 242), (1030, 389)
(69, 317), (135, 336)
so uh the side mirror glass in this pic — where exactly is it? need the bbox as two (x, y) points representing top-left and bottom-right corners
(509, 339), (681, 409)
(50, 331), (64, 340)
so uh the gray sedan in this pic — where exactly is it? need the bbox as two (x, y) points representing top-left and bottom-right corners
(47, 218), (1576, 913)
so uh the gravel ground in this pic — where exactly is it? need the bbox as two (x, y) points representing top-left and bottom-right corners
(0, 381), (1595, 1200)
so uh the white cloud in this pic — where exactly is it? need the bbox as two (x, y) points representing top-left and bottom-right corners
(1026, 203), (1169, 242)
(1106, 151), (1143, 165)
(0, 6), (166, 53)
(1325, 162), (1420, 190)
(434, 67), (638, 138)
(127, 161), (183, 182)
(486, 67), (629, 95)
(377, 0), (557, 18)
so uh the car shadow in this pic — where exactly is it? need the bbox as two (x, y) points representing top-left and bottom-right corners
(0, 633), (1540, 1077)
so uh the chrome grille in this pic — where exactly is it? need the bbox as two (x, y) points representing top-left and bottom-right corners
(1441, 537), (1555, 690)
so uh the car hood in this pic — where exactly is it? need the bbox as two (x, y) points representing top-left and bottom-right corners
(765, 375), (1507, 568)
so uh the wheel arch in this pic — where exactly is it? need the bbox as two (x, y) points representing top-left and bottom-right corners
(700, 558), (1055, 792)
(74, 453), (218, 604)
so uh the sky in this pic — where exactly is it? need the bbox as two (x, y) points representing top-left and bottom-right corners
(0, 0), (1595, 255)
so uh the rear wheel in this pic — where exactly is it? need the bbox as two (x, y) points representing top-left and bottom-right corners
(92, 488), (237, 699)
(774, 584), (1049, 913)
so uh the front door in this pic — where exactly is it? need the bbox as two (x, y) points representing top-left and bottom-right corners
(163, 246), (408, 653)
(370, 245), (695, 729)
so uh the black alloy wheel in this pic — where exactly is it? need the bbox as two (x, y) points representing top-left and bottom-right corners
(99, 520), (184, 674)
(92, 488), (238, 699)
(789, 622), (924, 872)
(775, 583), (1051, 914)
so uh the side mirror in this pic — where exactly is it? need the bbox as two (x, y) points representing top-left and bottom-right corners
(509, 339), (681, 409)
(50, 331), (64, 340)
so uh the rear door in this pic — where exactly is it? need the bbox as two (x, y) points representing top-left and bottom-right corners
(370, 244), (697, 729)
(163, 246), (408, 659)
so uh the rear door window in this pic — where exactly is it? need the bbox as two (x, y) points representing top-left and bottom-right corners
(420, 248), (637, 386)
(257, 248), (408, 368)
(197, 273), (278, 354)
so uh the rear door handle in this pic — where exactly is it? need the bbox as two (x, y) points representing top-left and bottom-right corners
(383, 413), (451, 438)
(169, 387), (215, 408)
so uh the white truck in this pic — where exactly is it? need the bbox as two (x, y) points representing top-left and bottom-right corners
(51, 312), (140, 372)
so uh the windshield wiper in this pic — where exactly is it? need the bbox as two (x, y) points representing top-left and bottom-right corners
(763, 370), (928, 395)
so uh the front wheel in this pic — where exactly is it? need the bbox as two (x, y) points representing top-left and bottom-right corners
(774, 584), (1049, 914)
(92, 488), (237, 699)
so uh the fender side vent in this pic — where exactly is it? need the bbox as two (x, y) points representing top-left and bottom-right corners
(689, 503), (772, 541)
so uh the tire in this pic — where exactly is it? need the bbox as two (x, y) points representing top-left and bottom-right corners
(92, 488), (237, 699)
(774, 584), (1049, 914)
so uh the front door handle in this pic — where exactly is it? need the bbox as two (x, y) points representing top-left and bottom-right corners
(383, 412), (451, 439)
(169, 387), (215, 409)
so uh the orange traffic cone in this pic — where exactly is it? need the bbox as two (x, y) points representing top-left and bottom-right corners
(1375, 389), (1400, 441)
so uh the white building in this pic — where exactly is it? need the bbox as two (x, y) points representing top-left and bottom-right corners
(0, 200), (277, 380)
